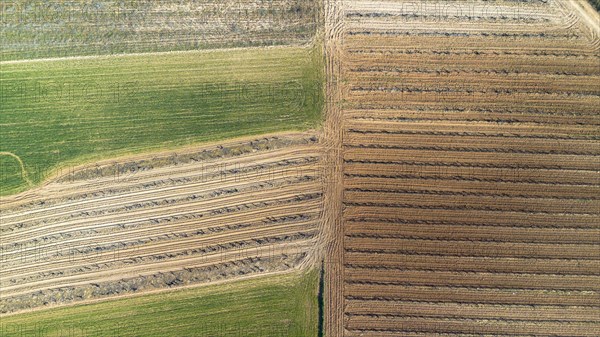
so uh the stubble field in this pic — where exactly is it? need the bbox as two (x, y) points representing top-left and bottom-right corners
(323, 0), (600, 335)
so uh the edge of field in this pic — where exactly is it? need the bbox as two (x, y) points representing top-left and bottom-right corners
(0, 42), (315, 66)
(560, 0), (600, 40)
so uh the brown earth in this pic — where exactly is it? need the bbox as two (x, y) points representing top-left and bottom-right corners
(323, 0), (600, 335)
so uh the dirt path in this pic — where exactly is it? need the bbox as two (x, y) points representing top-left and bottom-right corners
(322, 0), (346, 336)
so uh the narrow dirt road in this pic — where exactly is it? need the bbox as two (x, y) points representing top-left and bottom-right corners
(322, 0), (346, 336)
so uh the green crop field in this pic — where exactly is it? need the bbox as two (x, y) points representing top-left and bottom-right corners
(0, 270), (320, 337)
(0, 44), (324, 195)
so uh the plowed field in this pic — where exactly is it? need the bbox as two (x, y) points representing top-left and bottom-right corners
(323, 0), (600, 335)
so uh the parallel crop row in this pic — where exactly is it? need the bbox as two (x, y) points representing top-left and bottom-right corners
(332, 0), (600, 335)
(0, 132), (323, 314)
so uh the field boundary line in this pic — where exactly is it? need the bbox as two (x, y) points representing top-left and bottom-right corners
(0, 40), (316, 65)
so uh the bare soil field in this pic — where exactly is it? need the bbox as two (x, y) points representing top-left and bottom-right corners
(0, 132), (323, 315)
(324, 0), (600, 335)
